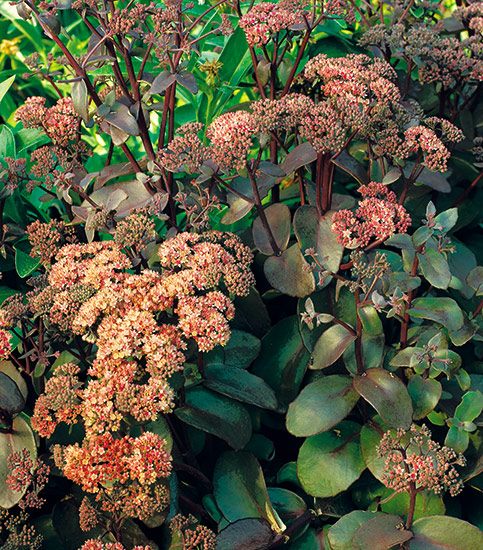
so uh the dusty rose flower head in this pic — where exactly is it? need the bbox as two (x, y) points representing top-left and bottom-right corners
(157, 122), (206, 174)
(15, 96), (78, 147)
(27, 219), (77, 266)
(377, 425), (465, 497)
(31, 362), (81, 438)
(114, 208), (156, 253)
(6, 449), (50, 510)
(332, 182), (411, 248)
(207, 110), (257, 173)
(239, 1), (305, 47)
(299, 100), (347, 154)
(398, 126), (451, 172)
(170, 514), (216, 550)
(251, 93), (313, 134)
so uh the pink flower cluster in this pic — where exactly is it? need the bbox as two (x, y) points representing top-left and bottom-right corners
(27, 218), (77, 266)
(377, 425), (465, 497)
(24, 229), (254, 522)
(170, 514), (216, 550)
(157, 122), (206, 174)
(207, 110), (257, 172)
(6, 449), (50, 510)
(399, 126), (452, 172)
(0, 327), (12, 359)
(15, 97), (78, 147)
(239, 1), (305, 47)
(332, 182), (411, 248)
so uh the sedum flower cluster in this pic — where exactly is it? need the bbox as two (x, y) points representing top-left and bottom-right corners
(239, 1), (306, 47)
(0, 226), (255, 523)
(159, 52), (460, 176)
(14, 96), (91, 191)
(377, 425), (465, 497)
(331, 182), (411, 249)
(170, 514), (216, 550)
(6, 449), (50, 510)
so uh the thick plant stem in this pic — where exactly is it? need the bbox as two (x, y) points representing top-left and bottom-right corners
(406, 483), (417, 529)
(400, 252), (420, 348)
(316, 152), (333, 215)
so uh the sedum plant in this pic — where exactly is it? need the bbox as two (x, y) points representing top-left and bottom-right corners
(0, 0), (482, 549)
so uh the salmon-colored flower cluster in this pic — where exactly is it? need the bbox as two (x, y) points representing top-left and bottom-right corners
(170, 514), (216, 550)
(332, 182), (411, 248)
(27, 218), (77, 266)
(24, 229), (254, 523)
(239, 1), (305, 47)
(399, 125), (456, 172)
(377, 425), (465, 497)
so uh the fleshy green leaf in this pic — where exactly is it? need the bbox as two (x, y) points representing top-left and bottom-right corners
(293, 205), (344, 273)
(407, 298), (464, 331)
(408, 375), (442, 420)
(360, 416), (390, 481)
(203, 365), (278, 410)
(454, 391), (483, 422)
(297, 421), (365, 497)
(264, 244), (316, 297)
(252, 203), (291, 255)
(213, 451), (285, 533)
(408, 516), (483, 549)
(252, 316), (310, 412)
(0, 371), (25, 414)
(328, 511), (384, 550)
(418, 248), (451, 289)
(354, 369), (413, 429)
(215, 518), (273, 550)
(286, 375), (359, 437)
(311, 324), (356, 369)
(205, 330), (261, 369)
(175, 387), (251, 450)
(352, 514), (412, 550)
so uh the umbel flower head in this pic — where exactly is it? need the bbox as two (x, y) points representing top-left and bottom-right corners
(377, 424), (465, 497)
(332, 182), (411, 248)
(239, 1), (306, 47)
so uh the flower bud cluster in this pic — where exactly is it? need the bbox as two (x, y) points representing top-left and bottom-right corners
(239, 1), (305, 47)
(15, 97), (78, 147)
(27, 218), (77, 266)
(170, 514), (216, 550)
(377, 425), (465, 497)
(6, 448), (50, 510)
(157, 122), (206, 174)
(332, 182), (411, 248)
